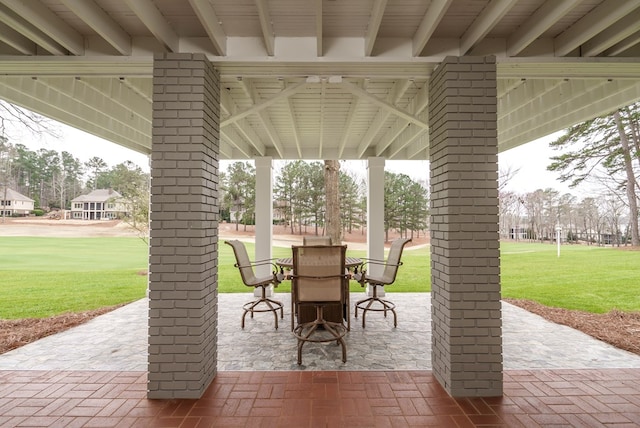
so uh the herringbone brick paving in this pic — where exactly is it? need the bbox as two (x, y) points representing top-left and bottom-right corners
(1, 369), (639, 427)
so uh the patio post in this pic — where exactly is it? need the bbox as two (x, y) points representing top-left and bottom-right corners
(367, 157), (385, 295)
(148, 53), (220, 399)
(254, 157), (274, 290)
(428, 56), (502, 397)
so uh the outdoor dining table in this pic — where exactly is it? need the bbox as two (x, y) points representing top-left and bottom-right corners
(275, 256), (363, 271)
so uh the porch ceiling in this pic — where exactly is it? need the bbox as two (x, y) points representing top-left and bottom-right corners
(0, 0), (639, 160)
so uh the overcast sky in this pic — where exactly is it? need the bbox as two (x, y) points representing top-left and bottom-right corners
(10, 120), (573, 195)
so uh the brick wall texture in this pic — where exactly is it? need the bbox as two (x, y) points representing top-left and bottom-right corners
(148, 53), (220, 399)
(428, 56), (503, 397)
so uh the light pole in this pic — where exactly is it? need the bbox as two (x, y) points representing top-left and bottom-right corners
(556, 224), (562, 257)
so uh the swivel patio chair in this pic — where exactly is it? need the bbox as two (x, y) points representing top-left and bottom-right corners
(291, 245), (349, 365)
(354, 237), (411, 328)
(289, 238), (352, 332)
(225, 240), (284, 329)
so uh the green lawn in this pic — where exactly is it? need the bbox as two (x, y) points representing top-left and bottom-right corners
(500, 242), (640, 313)
(1, 237), (639, 319)
(0, 237), (149, 319)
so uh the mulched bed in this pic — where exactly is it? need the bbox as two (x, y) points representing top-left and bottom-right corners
(0, 305), (124, 354)
(505, 298), (640, 356)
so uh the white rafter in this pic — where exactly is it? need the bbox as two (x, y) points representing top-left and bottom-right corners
(412, 0), (452, 56)
(0, 0), (84, 55)
(41, 77), (150, 134)
(375, 81), (429, 156)
(255, 0), (274, 56)
(498, 79), (567, 122)
(234, 120), (266, 156)
(337, 95), (360, 158)
(376, 119), (409, 157)
(318, 79), (326, 158)
(506, 0), (580, 57)
(605, 31), (640, 57)
(387, 114), (428, 159)
(222, 82), (306, 127)
(404, 134), (428, 160)
(0, 21), (35, 55)
(364, 0), (387, 56)
(124, 0), (179, 52)
(217, 87), (252, 154)
(120, 78), (152, 103)
(61, 0), (131, 55)
(500, 79), (638, 150)
(0, 76), (149, 152)
(189, 0), (227, 56)
(582, 9), (640, 57)
(460, 0), (518, 54)
(315, 0), (322, 57)
(368, 80), (413, 155)
(0, 1), (640, 163)
(0, 4), (66, 55)
(356, 79), (411, 157)
(241, 78), (286, 157)
(235, 78), (271, 156)
(286, 96), (303, 159)
(498, 59), (640, 79)
(342, 81), (428, 130)
(221, 127), (253, 158)
(554, 0), (640, 57)
(79, 77), (151, 123)
(258, 110), (284, 158)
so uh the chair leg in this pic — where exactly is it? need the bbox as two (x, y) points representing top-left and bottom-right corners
(322, 322), (347, 363)
(291, 290), (296, 331)
(293, 305), (347, 365)
(241, 286), (284, 329)
(354, 285), (397, 328)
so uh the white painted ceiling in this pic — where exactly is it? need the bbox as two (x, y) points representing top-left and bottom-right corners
(0, 0), (639, 160)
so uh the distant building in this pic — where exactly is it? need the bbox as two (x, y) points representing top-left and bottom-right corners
(70, 189), (128, 220)
(0, 187), (35, 216)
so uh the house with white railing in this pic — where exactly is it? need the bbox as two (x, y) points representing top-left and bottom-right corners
(70, 189), (128, 220)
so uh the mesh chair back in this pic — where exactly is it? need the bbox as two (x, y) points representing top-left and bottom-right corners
(303, 236), (333, 246)
(293, 245), (346, 302)
(379, 238), (411, 284)
(225, 240), (259, 286)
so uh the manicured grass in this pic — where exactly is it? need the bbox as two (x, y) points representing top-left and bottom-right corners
(0, 237), (148, 319)
(500, 242), (640, 313)
(2, 237), (639, 319)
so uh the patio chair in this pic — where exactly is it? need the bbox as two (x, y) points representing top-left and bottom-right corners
(225, 240), (284, 329)
(353, 237), (411, 328)
(291, 245), (349, 364)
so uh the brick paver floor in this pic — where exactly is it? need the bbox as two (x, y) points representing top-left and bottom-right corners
(1, 369), (640, 427)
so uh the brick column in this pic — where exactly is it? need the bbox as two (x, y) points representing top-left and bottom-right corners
(148, 53), (220, 399)
(429, 56), (502, 397)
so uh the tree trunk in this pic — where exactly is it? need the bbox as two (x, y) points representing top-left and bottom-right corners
(324, 160), (341, 243)
(613, 110), (640, 246)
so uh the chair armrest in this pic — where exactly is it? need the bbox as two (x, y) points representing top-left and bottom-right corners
(353, 259), (403, 285)
(359, 258), (403, 268)
(234, 259), (284, 284)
